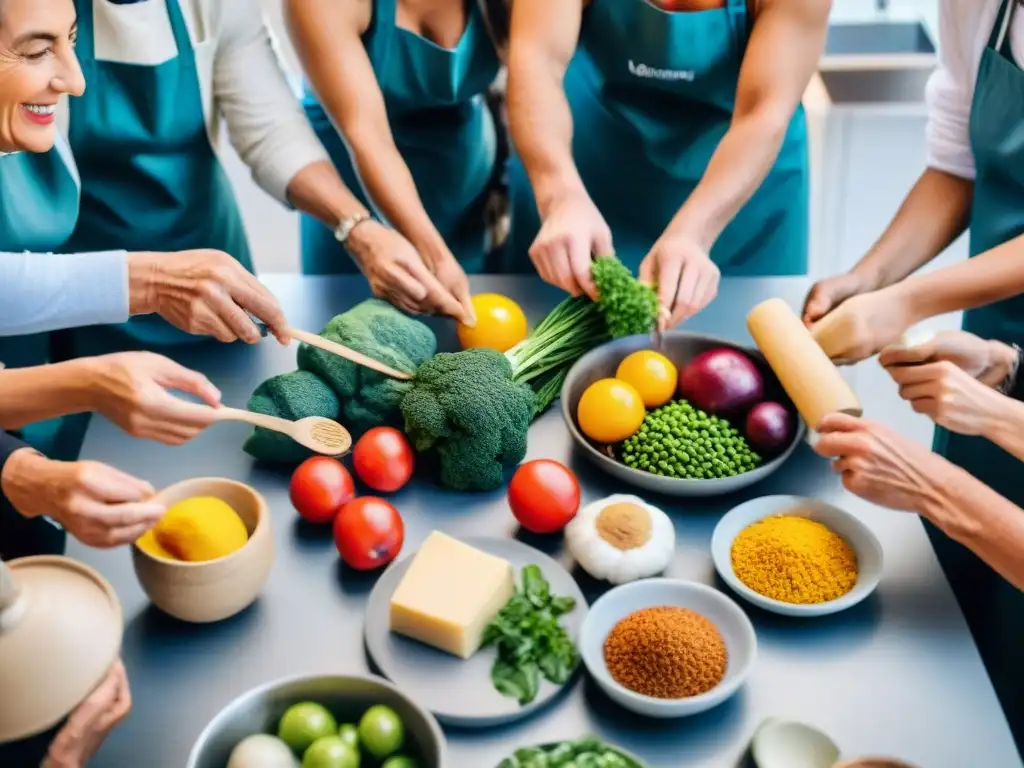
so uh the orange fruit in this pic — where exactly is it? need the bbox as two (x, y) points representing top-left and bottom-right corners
(457, 294), (528, 353)
(615, 350), (678, 408)
(577, 379), (646, 444)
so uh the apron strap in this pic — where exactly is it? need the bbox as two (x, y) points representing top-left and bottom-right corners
(726, 0), (750, 50)
(990, 0), (1017, 54)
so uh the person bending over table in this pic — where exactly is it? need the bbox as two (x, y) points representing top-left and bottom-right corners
(798, 1), (1024, 751)
(286, 0), (509, 322)
(502, 0), (828, 328)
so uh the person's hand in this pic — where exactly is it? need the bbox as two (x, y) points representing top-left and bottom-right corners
(346, 221), (471, 323)
(530, 190), (613, 299)
(420, 243), (477, 326)
(127, 250), (290, 344)
(84, 352), (220, 445)
(1, 450), (164, 548)
(44, 659), (132, 768)
(812, 413), (947, 512)
(810, 285), (916, 364)
(884, 359), (1007, 436)
(879, 330), (1018, 389)
(801, 270), (876, 326)
(639, 231), (720, 330)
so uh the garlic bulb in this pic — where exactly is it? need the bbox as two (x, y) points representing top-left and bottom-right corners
(564, 494), (675, 584)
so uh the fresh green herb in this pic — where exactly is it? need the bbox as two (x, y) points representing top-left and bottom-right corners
(483, 565), (580, 706)
(496, 737), (644, 767)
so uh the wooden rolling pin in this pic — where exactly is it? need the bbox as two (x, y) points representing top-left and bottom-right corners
(746, 298), (863, 430)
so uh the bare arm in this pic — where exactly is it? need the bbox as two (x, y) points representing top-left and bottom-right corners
(849, 169), (974, 290)
(666, 0), (828, 249)
(0, 361), (99, 430)
(981, 395), (1024, 464)
(920, 465), (1024, 592)
(284, 0), (449, 263)
(506, 0), (585, 216)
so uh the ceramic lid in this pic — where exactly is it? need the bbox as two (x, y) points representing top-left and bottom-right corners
(0, 556), (123, 743)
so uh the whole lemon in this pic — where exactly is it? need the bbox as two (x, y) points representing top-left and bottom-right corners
(577, 378), (646, 444)
(615, 350), (678, 408)
(457, 294), (528, 353)
(154, 496), (249, 562)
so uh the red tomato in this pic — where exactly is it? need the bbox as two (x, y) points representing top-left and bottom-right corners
(352, 427), (415, 493)
(333, 497), (405, 570)
(290, 457), (356, 524)
(508, 460), (581, 534)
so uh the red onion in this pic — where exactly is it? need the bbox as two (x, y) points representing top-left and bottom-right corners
(679, 348), (764, 416)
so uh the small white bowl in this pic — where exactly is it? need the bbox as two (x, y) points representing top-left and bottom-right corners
(579, 579), (757, 718)
(751, 717), (841, 768)
(711, 495), (883, 618)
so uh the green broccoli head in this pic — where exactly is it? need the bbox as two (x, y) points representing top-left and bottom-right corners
(591, 256), (659, 338)
(298, 299), (437, 434)
(242, 370), (340, 464)
(400, 348), (536, 491)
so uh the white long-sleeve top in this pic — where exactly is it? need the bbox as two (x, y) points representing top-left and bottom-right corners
(0, 0), (329, 337)
(926, 0), (1024, 180)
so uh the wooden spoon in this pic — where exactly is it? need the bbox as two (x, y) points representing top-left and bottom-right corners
(253, 321), (413, 381)
(213, 408), (352, 457)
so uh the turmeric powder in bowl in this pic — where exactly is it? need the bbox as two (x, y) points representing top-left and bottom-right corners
(730, 515), (857, 605)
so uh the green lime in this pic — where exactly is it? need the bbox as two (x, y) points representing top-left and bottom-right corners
(382, 758), (417, 768)
(278, 702), (338, 754)
(337, 723), (359, 750)
(302, 736), (360, 768)
(357, 705), (405, 759)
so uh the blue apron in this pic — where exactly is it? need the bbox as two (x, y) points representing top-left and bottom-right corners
(929, 0), (1024, 754)
(0, 139), (84, 462)
(300, 0), (501, 275)
(61, 0), (252, 348)
(0, 143), (76, 556)
(502, 0), (809, 276)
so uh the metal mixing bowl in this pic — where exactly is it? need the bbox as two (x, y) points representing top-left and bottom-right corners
(561, 332), (806, 497)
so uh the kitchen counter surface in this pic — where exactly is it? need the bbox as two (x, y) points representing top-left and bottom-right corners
(67, 275), (1021, 768)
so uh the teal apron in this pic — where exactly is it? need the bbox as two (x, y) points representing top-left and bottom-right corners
(61, 0), (252, 348)
(502, 0), (809, 276)
(929, 0), (1024, 754)
(300, 0), (501, 275)
(0, 143), (76, 556)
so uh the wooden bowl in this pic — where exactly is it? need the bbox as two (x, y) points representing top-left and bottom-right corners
(132, 478), (273, 623)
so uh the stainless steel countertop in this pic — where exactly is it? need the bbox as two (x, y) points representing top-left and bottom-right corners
(67, 275), (1022, 768)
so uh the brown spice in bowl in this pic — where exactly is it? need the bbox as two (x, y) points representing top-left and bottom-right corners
(602, 606), (728, 699)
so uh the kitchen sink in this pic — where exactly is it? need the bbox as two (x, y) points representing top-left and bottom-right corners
(825, 20), (936, 57)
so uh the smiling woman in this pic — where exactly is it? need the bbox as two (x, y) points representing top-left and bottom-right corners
(0, 0), (83, 154)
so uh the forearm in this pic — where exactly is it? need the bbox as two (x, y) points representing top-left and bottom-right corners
(0, 441), (45, 520)
(918, 466), (1024, 591)
(507, 55), (584, 215)
(852, 168), (973, 289)
(285, 160), (371, 229)
(982, 395), (1024, 463)
(901, 230), (1024, 322)
(667, 111), (790, 249)
(0, 360), (100, 430)
(0, 251), (130, 336)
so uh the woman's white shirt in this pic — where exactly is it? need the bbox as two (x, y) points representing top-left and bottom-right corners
(926, 0), (1024, 180)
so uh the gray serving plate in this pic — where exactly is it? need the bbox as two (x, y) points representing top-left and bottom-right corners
(561, 332), (806, 497)
(364, 537), (588, 728)
(185, 673), (447, 768)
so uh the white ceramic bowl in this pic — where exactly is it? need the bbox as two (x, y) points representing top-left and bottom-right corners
(579, 579), (757, 718)
(711, 495), (883, 618)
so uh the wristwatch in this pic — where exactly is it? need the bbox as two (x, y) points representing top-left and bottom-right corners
(997, 342), (1023, 400)
(333, 211), (373, 246)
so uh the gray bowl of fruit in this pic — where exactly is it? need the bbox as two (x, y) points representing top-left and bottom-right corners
(561, 332), (806, 497)
(186, 673), (446, 768)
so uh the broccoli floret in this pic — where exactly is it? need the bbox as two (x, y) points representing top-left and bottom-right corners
(299, 299), (436, 434)
(400, 349), (536, 491)
(242, 370), (340, 464)
(591, 256), (660, 338)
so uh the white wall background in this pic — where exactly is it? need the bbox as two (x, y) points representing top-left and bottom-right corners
(230, 0), (942, 275)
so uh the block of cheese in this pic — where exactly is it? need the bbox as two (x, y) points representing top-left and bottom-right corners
(747, 297), (862, 430)
(389, 531), (515, 659)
